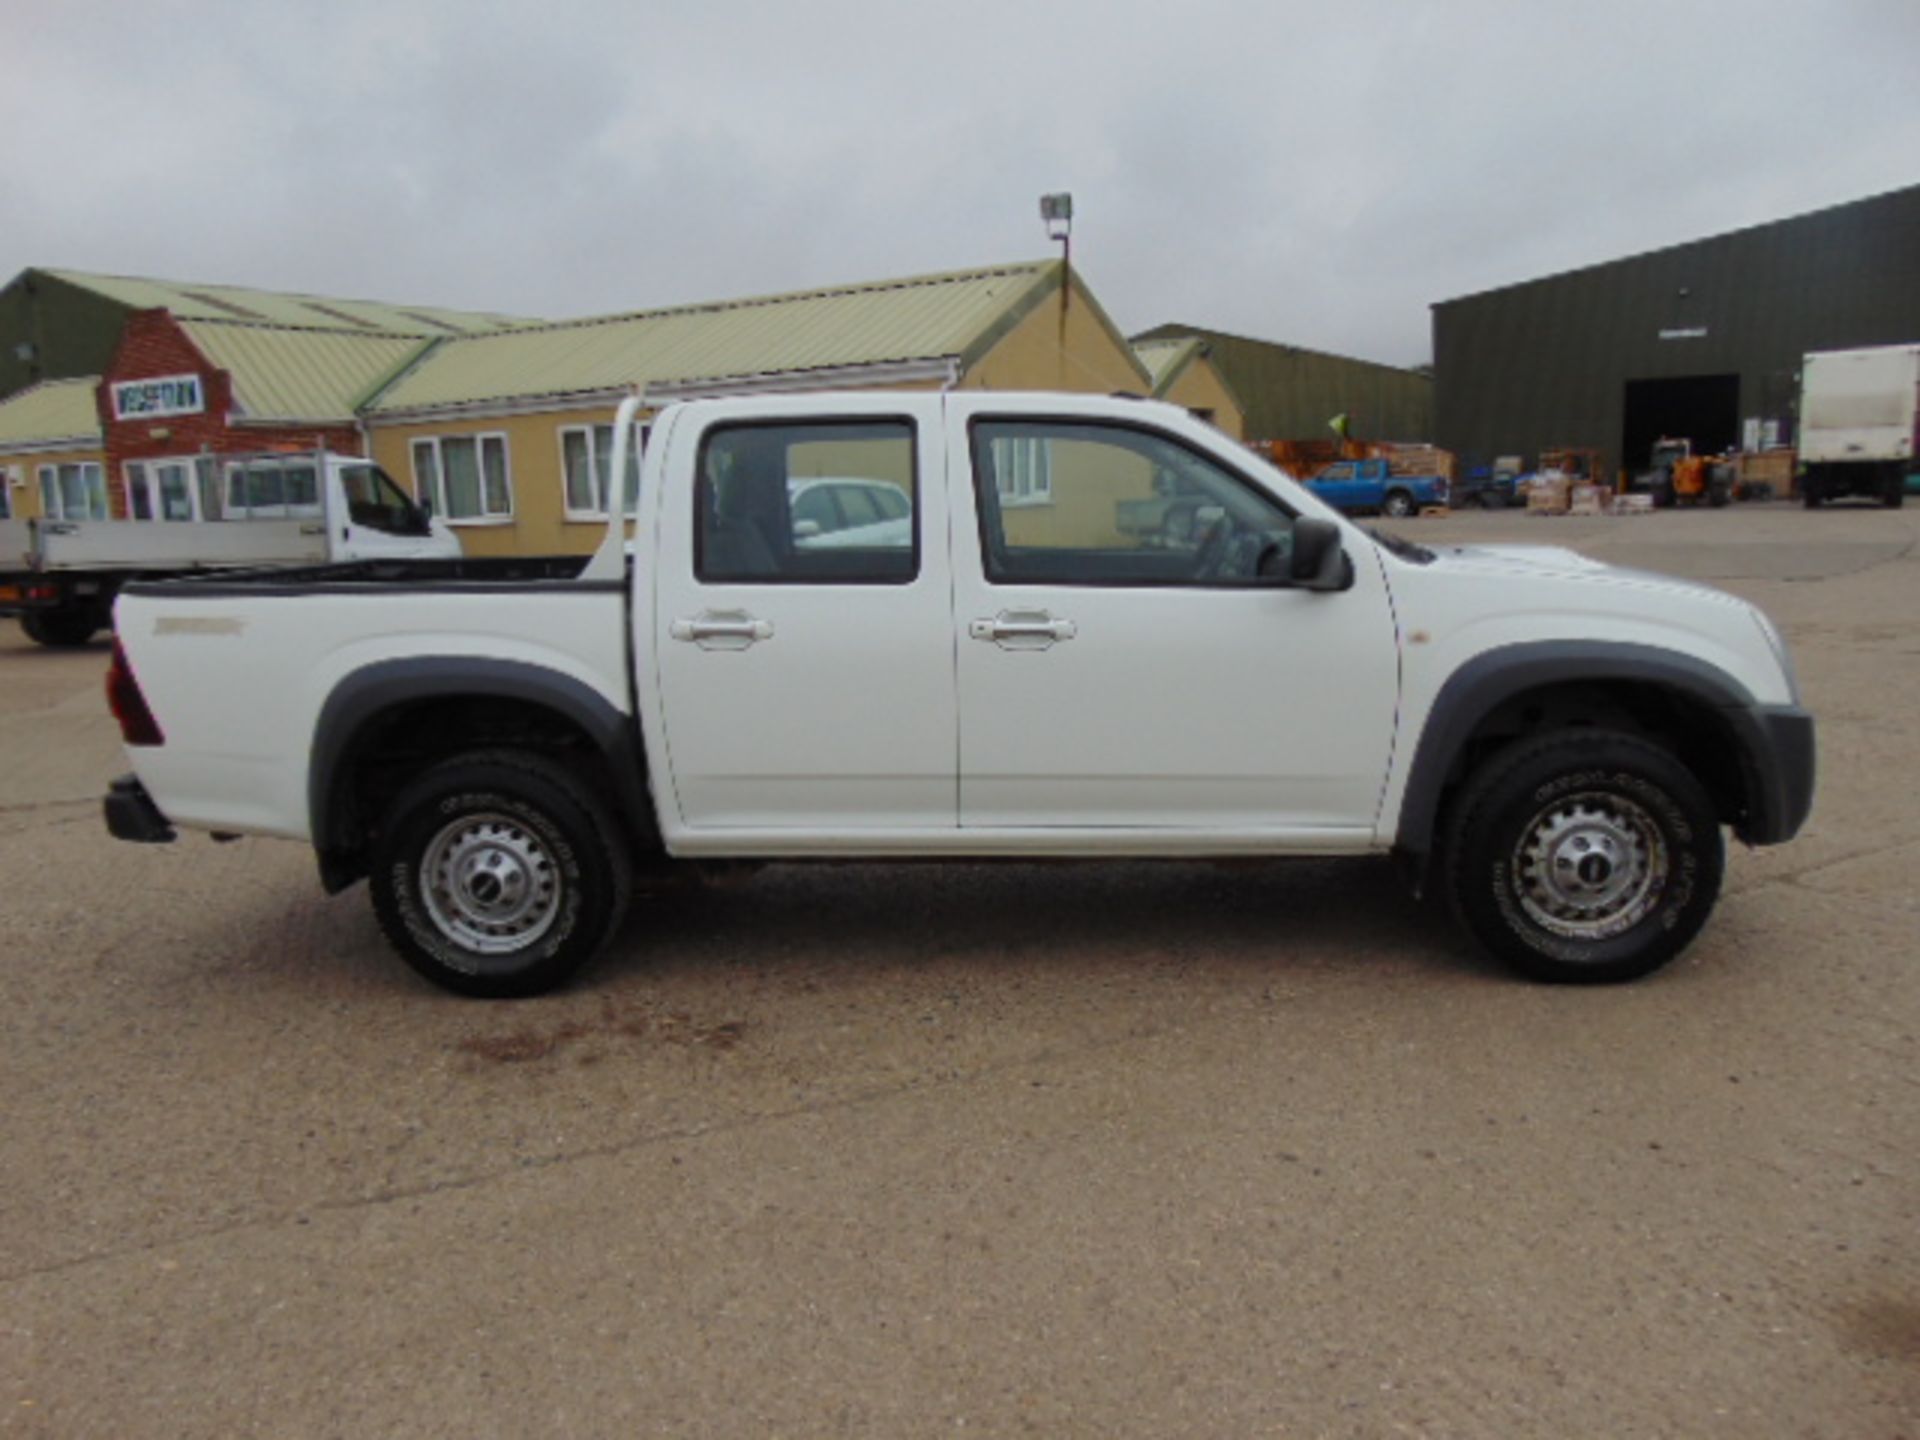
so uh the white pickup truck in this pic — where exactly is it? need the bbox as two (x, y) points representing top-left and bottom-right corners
(103, 391), (1815, 997)
(2, 448), (459, 646)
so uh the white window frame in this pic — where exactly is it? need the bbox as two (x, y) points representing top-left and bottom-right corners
(409, 432), (514, 525)
(557, 421), (646, 521)
(219, 456), (322, 520)
(992, 435), (1053, 507)
(37, 461), (109, 522)
(123, 457), (213, 523)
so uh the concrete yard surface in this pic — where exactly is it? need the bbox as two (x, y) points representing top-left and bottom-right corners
(0, 501), (1915, 1436)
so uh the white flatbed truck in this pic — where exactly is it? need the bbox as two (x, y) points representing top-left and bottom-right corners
(2, 448), (458, 645)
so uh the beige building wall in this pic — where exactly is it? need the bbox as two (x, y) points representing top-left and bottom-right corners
(999, 441), (1153, 549)
(961, 283), (1146, 395)
(1160, 358), (1245, 439)
(366, 405), (653, 559)
(2, 445), (108, 522)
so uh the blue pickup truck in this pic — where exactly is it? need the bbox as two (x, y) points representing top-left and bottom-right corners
(1306, 459), (1449, 517)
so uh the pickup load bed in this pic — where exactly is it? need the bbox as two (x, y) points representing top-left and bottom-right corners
(105, 391), (1814, 997)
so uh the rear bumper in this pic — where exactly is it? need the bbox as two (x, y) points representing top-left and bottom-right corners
(1731, 705), (1816, 845)
(104, 773), (176, 844)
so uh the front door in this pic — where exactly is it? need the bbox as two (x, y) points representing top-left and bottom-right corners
(651, 397), (958, 833)
(950, 410), (1400, 835)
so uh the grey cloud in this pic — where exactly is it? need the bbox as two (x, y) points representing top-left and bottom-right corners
(2, 0), (1915, 367)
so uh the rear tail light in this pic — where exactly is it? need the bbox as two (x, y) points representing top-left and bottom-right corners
(106, 640), (165, 747)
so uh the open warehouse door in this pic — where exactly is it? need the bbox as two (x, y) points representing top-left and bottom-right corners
(1622, 374), (1740, 472)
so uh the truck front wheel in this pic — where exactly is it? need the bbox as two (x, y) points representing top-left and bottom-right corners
(1443, 730), (1724, 984)
(369, 750), (632, 998)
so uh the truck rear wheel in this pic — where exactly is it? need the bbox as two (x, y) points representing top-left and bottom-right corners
(20, 610), (100, 647)
(369, 750), (632, 998)
(1382, 489), (1415, 518)
(1443, 729), (1724, 984)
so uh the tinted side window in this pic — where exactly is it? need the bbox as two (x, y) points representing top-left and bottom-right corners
(696, 420), (916, 584)
(341, 465), (430, 535)
(972, 420), (1296, 587)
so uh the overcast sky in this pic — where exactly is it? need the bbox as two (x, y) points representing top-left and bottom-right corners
(3, 0), (1915, 367)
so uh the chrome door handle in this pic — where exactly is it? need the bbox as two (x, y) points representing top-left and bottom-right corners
(670, 611), (774, 650)
(969, 610), (1077, 649)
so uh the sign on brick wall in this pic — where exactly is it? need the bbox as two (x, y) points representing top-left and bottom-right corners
(111, 374), (205, 421)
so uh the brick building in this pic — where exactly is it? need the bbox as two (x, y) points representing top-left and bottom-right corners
(100, 310), (392, 521)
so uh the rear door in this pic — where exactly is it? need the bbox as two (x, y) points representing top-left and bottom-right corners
(650, 395), (958, 833)
(948, 400), (1400, 836)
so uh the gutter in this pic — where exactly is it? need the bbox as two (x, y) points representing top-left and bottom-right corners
(0, 434), (103, 456)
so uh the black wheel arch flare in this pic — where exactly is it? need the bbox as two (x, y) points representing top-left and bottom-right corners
(308, 657), (652, 893)
(1395, 640), (1812, 873)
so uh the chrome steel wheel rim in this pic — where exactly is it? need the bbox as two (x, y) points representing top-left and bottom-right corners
(419, 811), (561, 954)
(1512, 790), (1668, 941)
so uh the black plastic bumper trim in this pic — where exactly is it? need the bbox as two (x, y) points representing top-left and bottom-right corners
(1733, 704), (1816, 845)
(104, 773), (176, 844)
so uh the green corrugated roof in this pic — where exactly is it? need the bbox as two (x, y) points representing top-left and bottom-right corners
(0, 376), (101, 448)
(181, 321), (431, 423)
(366, 260), (1061, 415)
(43, 269), (531, 336)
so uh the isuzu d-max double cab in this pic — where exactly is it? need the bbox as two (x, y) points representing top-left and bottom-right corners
(103, 391), (1814, 997)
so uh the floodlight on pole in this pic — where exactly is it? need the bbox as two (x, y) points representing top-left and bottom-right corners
(1039, 192), (1073, 242)
(1040, 192), (1073, 325)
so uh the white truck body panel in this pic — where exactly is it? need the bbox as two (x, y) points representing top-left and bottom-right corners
(1799, 343), (1920, 464)
(124, 587), (630, 840)
(112, 391), (1803, 867)
(16, 516), (330, 569)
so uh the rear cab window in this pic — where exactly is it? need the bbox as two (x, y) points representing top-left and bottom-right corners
(695, 419), (918, 584)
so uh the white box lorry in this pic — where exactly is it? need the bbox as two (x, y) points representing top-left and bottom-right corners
(102, 391), (1814, 996)
(1, 448), (460, 646)
(1798, 343), (1920, 508)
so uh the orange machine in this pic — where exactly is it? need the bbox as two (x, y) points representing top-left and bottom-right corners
(1638, 438), (1733, 507)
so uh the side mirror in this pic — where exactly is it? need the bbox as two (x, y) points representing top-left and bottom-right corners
(793, 519), (823, 539)
(1289, 517), (1352, 592)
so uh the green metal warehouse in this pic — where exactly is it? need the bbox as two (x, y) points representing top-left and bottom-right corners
(1432, 184), (1920, 484)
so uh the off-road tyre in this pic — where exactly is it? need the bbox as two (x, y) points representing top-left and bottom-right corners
(1443, 729), (1724, 984)
(370, 749), (633, 998)
(20, 610), (99, 647)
